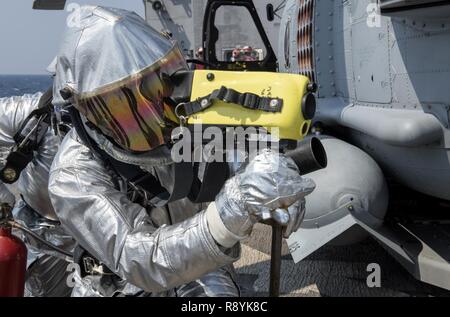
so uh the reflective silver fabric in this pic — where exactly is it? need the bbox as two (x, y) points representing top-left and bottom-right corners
(49, 129), (241, 296)
(24, 254), (72, 297)
(19, 128), (60, 221)
(53, 5), (187, 154)
(0, 183), (15, 207)
(0, 93), (59, 221)
(13, 201), (74, 265)
(173, 267), (239, 298)
(53, 5), (184, 109)
(215, 150), (316, 238)
(69, 266), (238, 297)
(0, 93), (74, 297)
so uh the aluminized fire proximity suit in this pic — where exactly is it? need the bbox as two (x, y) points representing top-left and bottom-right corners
(0, 93), (74, 297)
(49, 6), (315, 297)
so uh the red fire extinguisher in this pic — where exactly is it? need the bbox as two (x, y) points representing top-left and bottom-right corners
(0, 204), (27, 297)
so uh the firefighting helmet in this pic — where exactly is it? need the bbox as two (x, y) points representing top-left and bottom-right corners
(54, 6), (187, 153)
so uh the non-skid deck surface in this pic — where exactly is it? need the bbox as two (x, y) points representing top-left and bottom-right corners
(236, 224), (450, 297)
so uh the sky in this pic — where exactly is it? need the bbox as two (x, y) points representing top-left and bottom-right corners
(0, 0), (145, 75)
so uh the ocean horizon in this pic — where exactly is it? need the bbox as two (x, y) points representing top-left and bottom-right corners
(0, 74), (53, 98)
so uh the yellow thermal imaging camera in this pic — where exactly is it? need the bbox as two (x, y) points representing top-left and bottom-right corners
(169, 70), (318, 145)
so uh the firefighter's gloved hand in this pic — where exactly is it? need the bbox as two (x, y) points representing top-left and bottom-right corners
(272, 199), (306, 239)
(206, 149), (316, 248)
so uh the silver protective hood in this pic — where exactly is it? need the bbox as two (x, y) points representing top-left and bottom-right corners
(53, 5), (184, 108)
(53, 5), (187, 164)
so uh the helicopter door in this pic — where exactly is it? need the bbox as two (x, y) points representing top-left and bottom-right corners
(203, 0), (278, 71)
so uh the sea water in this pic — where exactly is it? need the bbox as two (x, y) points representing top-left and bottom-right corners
(0, 75), (53, 98)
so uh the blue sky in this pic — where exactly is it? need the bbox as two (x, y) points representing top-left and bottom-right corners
(0, 1), (145, 75)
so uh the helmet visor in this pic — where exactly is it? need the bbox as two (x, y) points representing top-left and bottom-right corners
(73, 47), (185, 152)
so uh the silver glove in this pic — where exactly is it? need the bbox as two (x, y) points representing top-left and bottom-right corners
(272, 199), (306, 238)
(213, 149), (316, 240)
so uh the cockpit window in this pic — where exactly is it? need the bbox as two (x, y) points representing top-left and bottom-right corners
(213, 6), (267, 62)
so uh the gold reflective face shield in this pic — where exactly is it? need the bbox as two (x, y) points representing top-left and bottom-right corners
(74, 47), (186, 153)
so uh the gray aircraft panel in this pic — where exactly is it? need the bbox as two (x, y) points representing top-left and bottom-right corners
(332, 1), (354, 100)
(352, 19), (392, 104)
(282, 0), (450, 112)
(314, 0), (336, 98)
